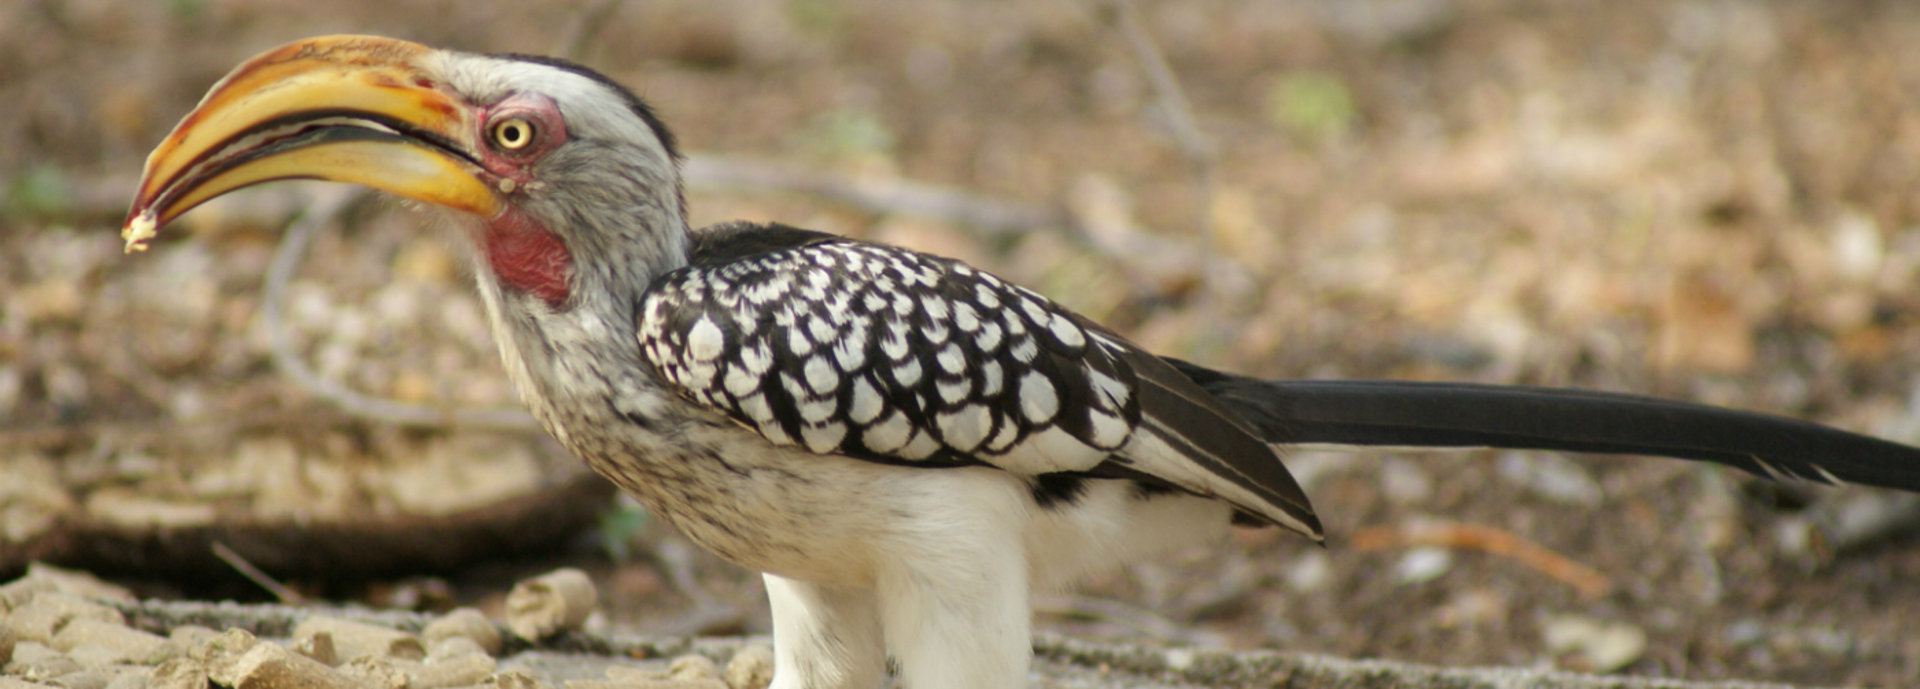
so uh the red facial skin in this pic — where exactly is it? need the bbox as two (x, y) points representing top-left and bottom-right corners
(474, 93), (573, 307)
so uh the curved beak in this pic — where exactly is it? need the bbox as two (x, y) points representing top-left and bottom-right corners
(122, 35), (499, 252)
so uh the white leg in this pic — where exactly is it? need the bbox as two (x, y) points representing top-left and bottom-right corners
(876, 544), (1031, 689)
(764, 574), (886, 689)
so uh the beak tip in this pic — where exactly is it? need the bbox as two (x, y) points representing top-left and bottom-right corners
(122, 210), (159, 254)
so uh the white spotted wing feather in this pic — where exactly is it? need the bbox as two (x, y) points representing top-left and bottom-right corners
(636, 226), (1320, 537)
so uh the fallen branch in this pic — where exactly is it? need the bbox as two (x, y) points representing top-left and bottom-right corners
(1089, 0), (1217, 237)
(211, 541), (305, 605)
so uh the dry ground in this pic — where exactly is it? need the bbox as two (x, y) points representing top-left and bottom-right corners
(6, 0), (1920, 685)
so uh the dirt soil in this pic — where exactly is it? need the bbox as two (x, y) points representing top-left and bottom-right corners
(6, 0), (1920, 686)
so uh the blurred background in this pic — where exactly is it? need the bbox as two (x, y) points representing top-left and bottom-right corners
(5, 0), (1920, 684)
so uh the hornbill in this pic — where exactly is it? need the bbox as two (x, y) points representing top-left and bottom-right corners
(123, 36), (1920, 689)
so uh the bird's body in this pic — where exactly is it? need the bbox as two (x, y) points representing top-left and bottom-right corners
(123, 36), (1920, 689)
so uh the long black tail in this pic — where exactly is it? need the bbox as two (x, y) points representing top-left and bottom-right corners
(1165, 358), (1920, 492)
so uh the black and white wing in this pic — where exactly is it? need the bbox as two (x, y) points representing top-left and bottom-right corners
(637, 222), (1322, 537)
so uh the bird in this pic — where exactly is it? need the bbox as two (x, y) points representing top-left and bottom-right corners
(121, 35), (1920, 689)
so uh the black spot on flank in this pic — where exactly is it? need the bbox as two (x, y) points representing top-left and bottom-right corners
(1031, 473), (1089, 510)
(1230, 510), (1273, 528)
(1128, 479), (1181, 500)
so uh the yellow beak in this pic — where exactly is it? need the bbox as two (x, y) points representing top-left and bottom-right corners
(122, 35), (499, 252)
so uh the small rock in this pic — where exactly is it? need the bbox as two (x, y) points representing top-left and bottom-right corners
(293, 617), (424, 662)
(2, 568), (132, 614)
(12, 564), (136, 603)
(167, 627), (218, 652)
(0, 624), (16, 666)
(423, 608), (501, 655)
(666, 654), (719, 680)
(722, 645), (774, 689)
(339, 657), (410, 689)
(6, 641), (81, 680)
(0, 577), (56, 614)
(7, 593), (126, 644)
(488, 669), (541, 689)
(412, 651), (495, 689)
(148, 658), (209, 689)
(66, 644), (127, 667)
(428, 637), (486, 661)
(1497, 453), (1601, 506)
(292, 631), (337, 666)
(225, 641), (365, 689)
(1284, 551), (1333, 593)
(1394, 547), (1453, 585)
(104, 670), (149, 689)
(53, 619), (177, 665)
(505, 569), (597, 641)
(49, 671), (109, 689)
(192, 628), (260, 686)
(1542, 614), (1647, 673)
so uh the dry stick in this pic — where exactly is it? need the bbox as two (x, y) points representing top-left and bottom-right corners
(1092, 0), (1218, 238)
(211, 541), (306, 605)
(259, 190), (538, 431)
(1349, 521), (1613, 599)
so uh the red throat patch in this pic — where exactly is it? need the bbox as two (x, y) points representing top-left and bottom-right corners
(481, 210), (572, 307)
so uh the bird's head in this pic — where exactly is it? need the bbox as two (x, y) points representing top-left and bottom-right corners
(123, 35), (686, 309)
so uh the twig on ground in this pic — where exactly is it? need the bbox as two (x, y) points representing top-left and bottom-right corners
(1090, 0), (1217, 238)
(1350, 520), (1612, 598)
(211, 541), (305, 605)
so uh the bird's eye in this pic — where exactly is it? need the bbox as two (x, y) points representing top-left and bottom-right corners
(491, 117), (536, 150)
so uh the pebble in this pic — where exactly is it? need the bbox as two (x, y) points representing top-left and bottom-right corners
(164, 629), (217, 654)
(1394, 547), (1454, 585)
(0, 625), (15, 666)
(505, 569), (597, 641)
(146, 659), (207, 689)
(6, 641), (81, 680)
(413, 650), (495, 688)
(52, 619), (176, 665)
(423, 608), (502, 656)
(291, 631), (337, 666)
(224, 642), (363, 689)
(104, 670), (149, 689)
(721, 646), (773, 689)
(1542, 614), (1647, 673)
(191, 629), (259, 687)
(338, 657), (409, 689)
(292, 617), (424, 663)
(1284, 551), (1334, 594)
(8, 594), (126, 644)
(665, 655), (718, 681)
(49, 670), (109, 689)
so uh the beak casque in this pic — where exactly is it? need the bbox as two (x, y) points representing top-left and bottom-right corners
(123, 35), (499, 252)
